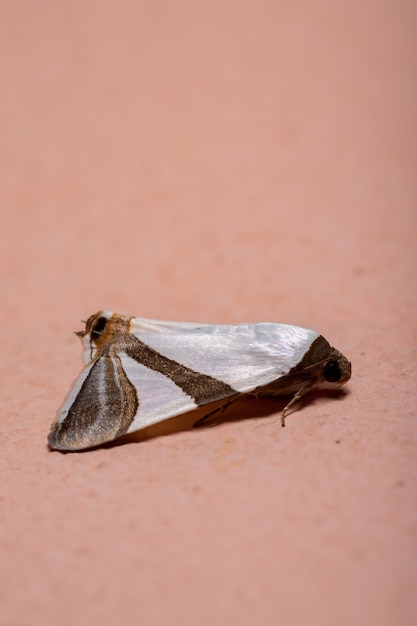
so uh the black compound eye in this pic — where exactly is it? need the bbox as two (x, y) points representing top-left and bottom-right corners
(323, 360), (342, 383)
(91, 316), (108, 341)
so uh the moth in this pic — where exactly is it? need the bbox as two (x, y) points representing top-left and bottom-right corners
(48, 311), (351, 451)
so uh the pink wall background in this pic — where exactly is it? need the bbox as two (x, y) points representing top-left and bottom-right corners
(1, 1), (416, 625)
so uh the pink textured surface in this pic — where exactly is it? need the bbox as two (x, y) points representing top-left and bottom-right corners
(1, 2), (416, 625)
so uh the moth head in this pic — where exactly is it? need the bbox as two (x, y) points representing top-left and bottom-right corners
(76, 311), (131, 364)
(319, 349), (351, 389)
(292, 335), (351, 392)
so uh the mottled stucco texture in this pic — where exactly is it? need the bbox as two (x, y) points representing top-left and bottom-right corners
(1, 2), (416, 626)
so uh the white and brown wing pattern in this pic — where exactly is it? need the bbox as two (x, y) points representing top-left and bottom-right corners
(48, 311), (351, 451)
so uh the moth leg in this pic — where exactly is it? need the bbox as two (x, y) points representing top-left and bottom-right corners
(193, 396), (240, 428)
(281, 382), (314, 427)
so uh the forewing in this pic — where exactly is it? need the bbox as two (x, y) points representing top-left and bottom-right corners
(118, 354), (200, 433)
(128, 320), (319, 393)
(48, 348), (138, 450)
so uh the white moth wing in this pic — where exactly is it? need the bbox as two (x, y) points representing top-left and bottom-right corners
(118, 354), (198, 432)
(129, 317), (215, 333)
(80, 316), (214, 365)
(129, 321), (319, 393)
(54, 360), (96, 425)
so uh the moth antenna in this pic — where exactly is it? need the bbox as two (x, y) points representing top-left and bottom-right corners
(193, 396), (239, 428)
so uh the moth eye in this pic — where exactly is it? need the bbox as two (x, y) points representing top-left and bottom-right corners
(91, 316), (108, 341)
(323, 359), (342, 383)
